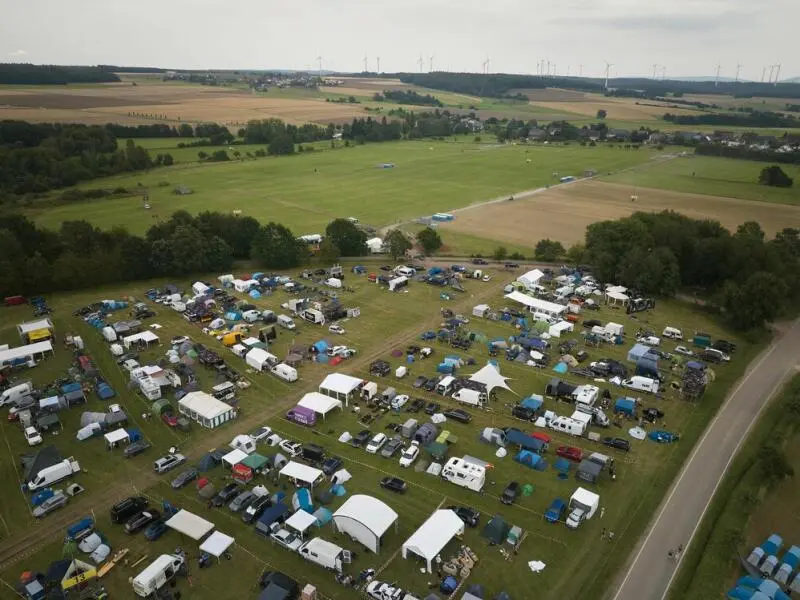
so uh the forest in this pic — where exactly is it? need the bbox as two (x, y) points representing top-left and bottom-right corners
(0, 63), (120, 84)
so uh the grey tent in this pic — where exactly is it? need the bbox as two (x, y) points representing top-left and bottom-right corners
(481, 515), (511, 544)
(22, 446), (62, 483)
(462, 593), (483, 600)
(414, 423), (438, 445)
(104, 410), (128, 428)
(576, 459), (602, 484)
(197, 452), (222, 472)
(273, 453), (288, 469)
(80, 412), (107, 427)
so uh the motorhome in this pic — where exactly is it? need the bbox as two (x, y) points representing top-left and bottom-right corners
(574, 404), (610, 427)
(662, 326), (683, 340)
(297, 538), (350, 572)
(132, 554), (185, 597)
(572, 385), (599, 407)
(271, 363), (298, 383)
(277, 315), (296, 330)
(452, 388), (487, 407)
(547, 416), (587, 437)
(441, 457), (486, 491)
(622, 376), (659, 394)
(566, 488), (600, 529)
(0, 381), (32, 407)
(27, 458), (81, 491)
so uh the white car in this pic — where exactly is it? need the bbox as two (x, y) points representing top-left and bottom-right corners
(328, 324), (346, 335)
(24, 426), (43, 446)
(674, 346), (694, 356)
(391, 395), (409, 410)
(279, 439), (302, 457)
(399, 442), (420, 467)
(327, 345), (356, 358)
(637, 336), (661, 347)
(249, 426), (273, 443)
(270, 528), (302, 552)
(170, 336), (190, 346)
(365, 433), (387, 454)
(367, 581), (413, 600)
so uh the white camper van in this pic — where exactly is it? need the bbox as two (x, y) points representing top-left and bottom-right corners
(452, 388), (487, 407)
(27, 458), (81, 491)
(441, 457), (486, 491)
(622, 376), (659, 394)
(297, 538), (350, 572)
(566, 487), (600, 529)
(132, 554), (185, 597)
(662, 326), (683, 340)
(271, 363), (298, 383)
(547, 416), (587, 437)
(0, 382), (33, 407)
(277, 315), (296, 330)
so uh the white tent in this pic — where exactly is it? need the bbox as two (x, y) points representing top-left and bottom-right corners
(245, 348), (272, 372)
(605, 290), (630, 305)
(548, 321), (575, 338)
(286, 510), (318, 539)
(199, 531), (235, 557)
(469, 363), (514, 395)
(331, 469), (352, 485)
(472, 304), (490, 318)
(279, 461), (324, 488)
(222, 448), (248, 468)
(326, 278), (343, 289)
(297, 392), (343, 419)
(517, 268), (544, 288)
(365, 237), (383, 253)
(178, 391), (235, 428)
(0, 340), (54, 365)
(333, 495), (399, 553)
(402, 510), (465, 571)
(165, 510), (214, 540)
(319, 373), (363, 406)
(122, 331), (159, 349)
(505, 291), (566, 317)
(103, 428), (129, 448)
(17, 318), (54, 337)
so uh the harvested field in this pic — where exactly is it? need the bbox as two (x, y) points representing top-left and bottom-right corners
(439, 179), (800, 245)
(530, 97), (697, 120)
(509, 88), (589, 101)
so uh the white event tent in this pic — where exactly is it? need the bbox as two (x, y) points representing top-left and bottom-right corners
(166, 510), (214, 540)
(333, 495), (399, 553)
(401, 509), (465, 572)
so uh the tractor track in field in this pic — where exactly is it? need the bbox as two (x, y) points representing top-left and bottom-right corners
(0, 280), (500, 573)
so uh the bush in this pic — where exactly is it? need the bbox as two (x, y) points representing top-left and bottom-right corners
(759, 165), (794, 188)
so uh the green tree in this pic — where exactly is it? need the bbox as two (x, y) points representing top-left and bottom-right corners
(723, 271), (788, 330)
(162, 153), (174, 166)
(197, 151), (208, 160)
(22, 252), (52, 294)
(251, 222), (304, 268)
(759, 165), (793, 188)
(758, 445), (794, 484)
(149, 239), (174, 275)
(325, 219), (367, 256)
(267, 135), (295, 156)
(170, 225), (209, 274)
(205, 235), (233, 271)
(318, 238), (341, 263)
(493, 246), (508, 261)
(534, 239), (565, 261)
(210, 150), (230, 162)
(386, 230), (412, 260)
(416, 227), (442, 254)
(596, 109), (607, 119)
(119, 236), (153, 280)
(565, 243), (586, 266)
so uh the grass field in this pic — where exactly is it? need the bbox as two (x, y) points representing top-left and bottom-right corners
(0, 260), (756, 599)
(24, 140), (661, 235)
(606, 155), (800, 206)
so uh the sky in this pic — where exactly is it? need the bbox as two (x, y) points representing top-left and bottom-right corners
(1, 0), (796, 80)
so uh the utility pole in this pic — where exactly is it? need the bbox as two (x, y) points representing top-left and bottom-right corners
(735, 62), (742, 82)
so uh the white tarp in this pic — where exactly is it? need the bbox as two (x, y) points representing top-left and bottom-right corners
(199, 531), (234, 557)
(103, 428), (129, 446)
(166, 510), (214, 540)
(0, 340), (54, 364)
(504, 291), (566, 316)
(222, 448), (248, 468)
(298, 392), (343, 417)
(469, 363), (514, 395)
(333, 494), (399, 553)
(286, 510), (318, 538)
(279, 461), (324, 487)
(402, 509), (465, 571)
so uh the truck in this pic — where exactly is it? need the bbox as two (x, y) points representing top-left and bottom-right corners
(451, 388), (487, 407)
(441, 457), (486, 492)
(566, 487), (600, 529)
(28, 458), (81, 492)
(297, 538), (350, 572)
(132, 554), (185, 598)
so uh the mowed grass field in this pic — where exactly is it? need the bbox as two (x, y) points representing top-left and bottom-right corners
(26, 140), (662, 235)
(0, 261), (758, 599)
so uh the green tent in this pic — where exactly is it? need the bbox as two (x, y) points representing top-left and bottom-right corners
(481, 515), (511, 544)
(151, 398), (172, 416)
(425, 441), (448, 461)
(242, 453), (269, 472)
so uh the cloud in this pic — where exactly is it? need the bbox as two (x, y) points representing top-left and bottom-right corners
(7, 49), (27, 57)
(550, 8), (756, 32)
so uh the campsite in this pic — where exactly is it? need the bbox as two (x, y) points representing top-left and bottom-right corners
(0, 259), (757, 600)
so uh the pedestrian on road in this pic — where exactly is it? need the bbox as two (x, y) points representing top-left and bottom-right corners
(667, 549), (675, 560)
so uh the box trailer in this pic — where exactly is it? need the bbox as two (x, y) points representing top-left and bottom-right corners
(297, 538), (350, 572)
(302, 309), (325, 325)
(566, 487), (600, 529)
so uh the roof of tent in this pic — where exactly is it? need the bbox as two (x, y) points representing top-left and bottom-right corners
(504, 291), (566, 314)
(319, 373), (363, 395)
(178, 391), (233, 420)
(469, 363), (514, 395)
(103, 428), (128, 444)
(402, 510), (464, 564)
(199, 531), (234, 557)
(0, 340), (53, 364)
(241, 453), (269, 470)
(481, 515), (511, 544)
(298, 392), (343, 415)
(333, 494), (398, 537)
(517, 269), (544, 285)
(18, 318), (54, 334)
(222, 449), (248, 467)
(165, 510), (214, 540)
(286, 509), (318, 534)
(606, 290), (630, 301)
(279, 461), (323, 485)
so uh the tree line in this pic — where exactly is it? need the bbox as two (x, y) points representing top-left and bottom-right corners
(582, 211), (800, 330)
(0, 63), (120, 84)
(663, 110), (798, 128)
(695, 143), (800, 165)
(373, 90), (443, 107)
(399, 73), (543, 99)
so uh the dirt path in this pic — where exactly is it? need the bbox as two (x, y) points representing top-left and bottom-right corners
(0, 280), (502, 572)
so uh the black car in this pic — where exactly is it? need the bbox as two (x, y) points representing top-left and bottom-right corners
(424, 402), (441, 415)
(380, 476), (408, 494)
(171, 468), (199, 489)
(471, 258), (488, 265)
(504, 262), (519, 269)
(447, 505), (481, 527)
(124, 509), (161, 534)
(713, 339), (736, 353)
(259, 570), (300, 599)
(123, 440), (151, 458)
(501, 482), (519, 505)
(321, 456), (344, 476)
(242, 494), (271, 524)
(422, 379), (438, 393)
(212, 482), (241, 507)
(512, 405), (536, 421)
(369, 360), (391, 377)
(603, 437), (631, 452)
(351, 430), (372, 448)
(583, 319), (602, 329)
(408, 398), (426, 413)
(412, 376), (428, 389)
(111, 496), (148, 524)
(443, 409), (472, 424)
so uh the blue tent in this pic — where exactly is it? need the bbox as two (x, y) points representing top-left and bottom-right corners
(627, 344), (652, 363)
(440, 577), (458, 594)
(251, 272), (264, 280)
(96, 382), (115, 400)
(648, 430), (678, 443)
(313, 340), (329, 353)
(61, 382), (82, 395)
(615, 398), (636, 416)
(437, 363), (454, 374)
(292, 488), (313, 513)
(249, 289), (261, 299)
(505, 428), (545, 452)
(224, 311), (241, 321)
(271, 491), (286, 505)
(313, 507), (332, 525)
(331, 484), (347, 497)
(515, 449), (547, 470)
(521, 395), (543, 412)
(553, 457), (571, 473)
(128, 428), (143, 442)
(553, 362), (568, 374)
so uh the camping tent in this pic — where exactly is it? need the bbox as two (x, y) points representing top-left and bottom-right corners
(469, 363), (514, 395)
(332, 494), (399, 553)
(279, 461), (324, 488)
(577, 459), (602, 483)
(482, 515), (511, 544)
(318, 373), (363, 406)
(165, 510), (214, 540)
(199, 531), (234, 558)
(627, 344), (653, 363)
(245, 348), (273, 372)
(122, 331), (159, 349)
(402, 509), (465, 572)
(517, 269), (544, 288)
(222, 449), (248, 468)
(103, 428), (129, 448)
(515, 449), (547, 470)
(297, 392), (343, 419)
(548, 321), (574, 338)
(286, 509), (318, 540)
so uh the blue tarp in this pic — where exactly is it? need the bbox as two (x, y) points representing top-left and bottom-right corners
(440, 577), (458, 594)
(61, 382), (81, 394)
(648, 430), (678, 443)
(505, 428), (545, 452)
(437, 363), (454, 374)
(521, 395), (543, 411)
(615, 398), (636, 416)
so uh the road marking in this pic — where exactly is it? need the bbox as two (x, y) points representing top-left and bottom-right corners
(612, 327), (790, 600)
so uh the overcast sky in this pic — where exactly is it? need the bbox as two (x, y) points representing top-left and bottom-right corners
(2, 0), (795, 79)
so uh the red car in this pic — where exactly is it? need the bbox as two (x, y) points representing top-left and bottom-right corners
(162, 412), (178, 427)
(556, 446), (584, 462)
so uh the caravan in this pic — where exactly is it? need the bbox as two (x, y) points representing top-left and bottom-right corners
(441, 457), (486, 491)
(0, 382), (33, 407)
(277, 315), (296, 330)
(132, 554), (185, 597)
(548, 416), (587, 437)
(271, 363), (298, 383)
(302, 309), (325, 325)
(297, 538), (350, 572)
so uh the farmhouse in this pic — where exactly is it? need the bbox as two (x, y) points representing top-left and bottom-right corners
(505, 291), (566, 319)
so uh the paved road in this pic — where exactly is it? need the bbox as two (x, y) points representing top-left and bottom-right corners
(612, 318), (800, 600)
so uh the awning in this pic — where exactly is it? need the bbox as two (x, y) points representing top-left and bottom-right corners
(286, 510), (318, 538)
(166, 510), (214, 540)
(199, 531), (234, 557)
(279, 461), (324, 487)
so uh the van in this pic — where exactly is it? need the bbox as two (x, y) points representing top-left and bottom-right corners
(242, 310), (261, 323)
(297, 538), (349, 572)
(286, 406), (317, 426)
(132, 554), (185, 597)
(662, 326), (683, 340)
(277, 315), (296, 330)
(110, 496), (148, 524)
(262, 310), (277, 324)
(452, 388), (487, 407)
(622, 376), (659, 394)
(271, 363), (298, 383)
(301, 309), (325, 325)
(28, 458), (81, 491)
(0, 382), (33, 407)
(547, 416), (587, 437)
(394, 266), (415, 277)
(532, 312), (555, 325)
(301, 444), (325, 464)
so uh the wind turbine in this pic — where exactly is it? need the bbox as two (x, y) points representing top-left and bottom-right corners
(735, 62), (742, 82)
(652, 63), (659, 79)
(714, 63), (721, 87)
(418, 56), (424, 73)
(768, 64), (776, 83)
(429, 55), (435, 72)
(376, 56), (380, 74)
(316, 56), (323, 76)
(761, 66), (767, 82)
(603, 60), (613, 90)
(363, 54), (368, 73)
(773, 64), (781, 85)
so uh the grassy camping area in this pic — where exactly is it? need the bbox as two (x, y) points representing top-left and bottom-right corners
(0, 261), (763, 599)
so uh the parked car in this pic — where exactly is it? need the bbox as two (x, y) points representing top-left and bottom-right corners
(390, 395), (409, 410)
(713, 339), (737, 354)
(674, 346), (694, 356)
(422, 379), (438, 393)
(504, 262), (519, 269)
(501, 481), (519, 505)
(170, 336), (190, 346)
(351, 430), (371, 448)
(229, 490), (256, 513)
(270, 528), (303, 552)
(322, 456), (343, 476)
(511, 406), (536, 421)
(583, 319), (602, 329)
(544, 498), (567, 523)
(171, 468), (199, 490)
(328, 324), (346, 335)
(424, 402), (441, 415)
(144, 520), (168, 541)
(556, 446), (584, 462)
(32, 491), (68, 518)
(408, 398), (426, 412)
(124, 510), (161, 534)
(242, 494), (271, 523)
(603, 437), (631, 452)
(444, 408), (472, 424)
(447, 505), (480, 527)
(366, 433), (388, 454)
(381, 436), (404, 458)
(471, 258), (488, 265)
(212, 482), (241, 507)
(412, 376), (428, 389)
(399, 442), (420, 467)
(24, 426), (43, 446)
(380, 476), (408, 494)
(249, 426), (273, 443)
(279, 440), (302, 457)
(153, 453), (186, 474)
(124, 440), (151, 458)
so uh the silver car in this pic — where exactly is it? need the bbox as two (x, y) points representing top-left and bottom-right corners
(32, 491), (68, 518)
(228, 490), (256, 512)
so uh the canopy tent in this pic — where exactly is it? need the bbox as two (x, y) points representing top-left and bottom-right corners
(548, 321), (574, 338)
(103, 428), (129, 447)
(279, 461), (324, 488)
(318, 373), (363, 406)
(178, 391), (235, 429)
(165, 510), (214, 540)
(469, 363), (514, 395)
(286, 509), (318, 539)
(605, 290), (630, 305)
(222, 448), (249, 468)
(122, 331), (159, 348)
(504, 292), (566, 317)
(297, 392), (343, 419)
(199, 531), (234, 558)
(0, 340), (54, 365)
(402, 509), (465, 572)
(517, 268), (544, 288)
(333, 494), (399, 553)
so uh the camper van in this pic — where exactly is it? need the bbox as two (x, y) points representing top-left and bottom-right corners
(286, 406), (317, 426)
(271, 363), (298, 383)
(302, 309), (325, 325)
(132, 554), (185, 597)
(547, 416), (587, 437)
(297, 538), (349, 572)
(441, 457), (486, 491)
(662, 326), (683, 340)
(277, 315), (296, 330)
(566, 488), (600, 529)
(242, 310), (261, 323)
(436, 376), (456, 396)
(452, 388), (487, 407)
(0, 382), (33, 407)
(572, 385), (599, 407)
(574, 404), (610, 427)
(622, 376), (659, 394)
(27, 458), (81, 491)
